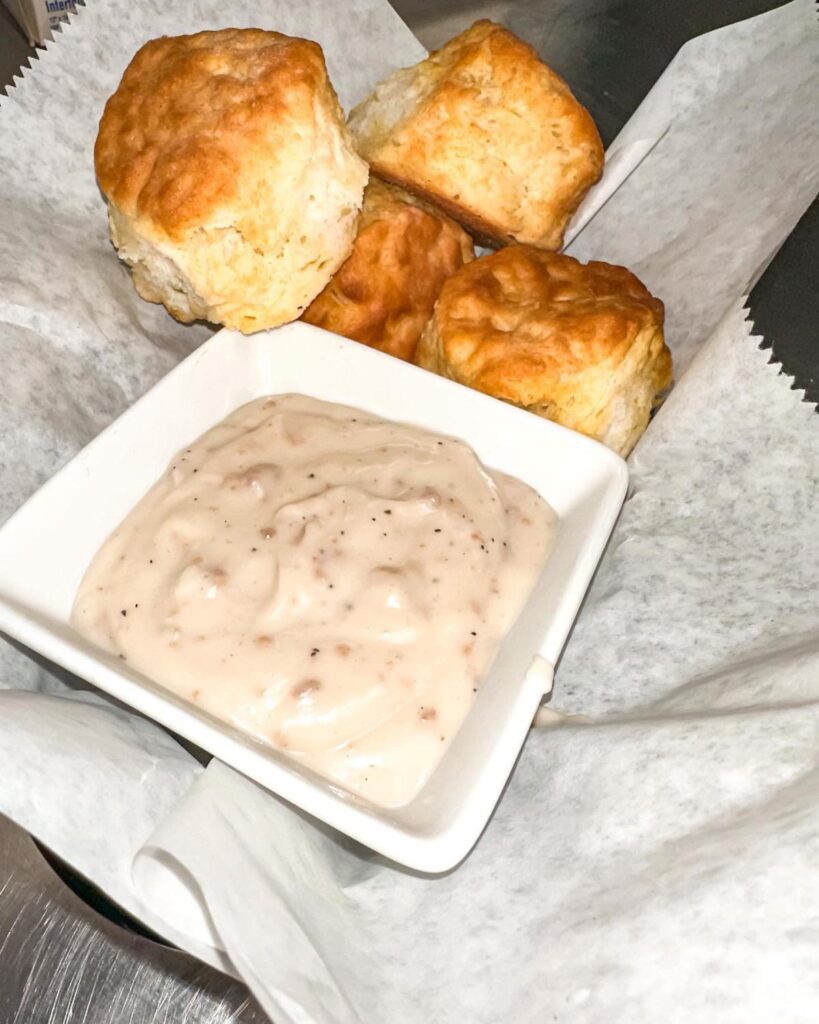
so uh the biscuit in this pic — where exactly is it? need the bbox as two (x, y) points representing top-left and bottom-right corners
(348, 20), (603, 251)
(415, 246), (671, 456)
(95, 29), (368, 333)
(301, 178), (474, 361)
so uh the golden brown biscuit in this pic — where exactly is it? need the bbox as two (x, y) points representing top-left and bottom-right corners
(301, 178), (474, 361)
(348, 20), (603, 251)
(416, 246), (671, 456)
(95, 29), (368, 333)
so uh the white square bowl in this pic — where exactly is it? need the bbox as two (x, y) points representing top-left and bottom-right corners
(0, 323), (626, 873)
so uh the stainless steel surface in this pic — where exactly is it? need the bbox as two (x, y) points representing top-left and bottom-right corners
(0, 1), (814, 1021)
(751, 199), (819, 406)
(0, 3), (33, 93)
(0, 814), (266, 1023)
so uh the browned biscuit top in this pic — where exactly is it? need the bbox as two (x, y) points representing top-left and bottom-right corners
(349, 20), (604, 250)
(418, 245), (669, 404)
(302, 178), (474, 361)
(95, 29), (334, 242)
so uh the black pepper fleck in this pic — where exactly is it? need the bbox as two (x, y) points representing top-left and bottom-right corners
(120, 609), (127, 617)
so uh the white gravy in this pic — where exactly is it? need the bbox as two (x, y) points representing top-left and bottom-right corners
(72, 395), (554, 806)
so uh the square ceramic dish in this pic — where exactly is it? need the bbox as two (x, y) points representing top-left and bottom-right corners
(0, 323), (627, 872)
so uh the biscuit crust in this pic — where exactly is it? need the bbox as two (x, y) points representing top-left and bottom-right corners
(348, 20), (603, 251)
(302, 178), (474, 361)
(416, 246), (672, 456)
(95, 29), (368, 332)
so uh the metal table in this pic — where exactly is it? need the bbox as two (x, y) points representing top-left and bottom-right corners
(0, 1), (815, 1021)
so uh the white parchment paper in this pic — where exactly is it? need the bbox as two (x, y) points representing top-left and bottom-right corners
(1, 0), (818, 1021)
